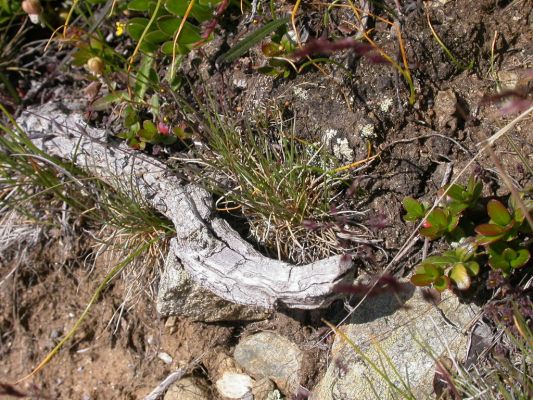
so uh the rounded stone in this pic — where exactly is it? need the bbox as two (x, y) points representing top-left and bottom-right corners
(215, 371), (254, 399)
(234, 332), (302, 395)
(164, 377), (210, 400)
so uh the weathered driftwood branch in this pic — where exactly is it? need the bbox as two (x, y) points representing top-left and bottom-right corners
(18, 102), (353, 309)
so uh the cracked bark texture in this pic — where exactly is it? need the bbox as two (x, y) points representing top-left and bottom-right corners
(17, 102), (354, 309)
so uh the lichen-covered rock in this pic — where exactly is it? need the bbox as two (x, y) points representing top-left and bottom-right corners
(312, 285), (479, 399)
(234, 332), (303, 395)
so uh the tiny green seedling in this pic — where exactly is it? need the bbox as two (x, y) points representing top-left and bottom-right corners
(487, 242), (530, 276)
(441, 176), (483, 215)
(402, 196), (428, 222)
(258, 26), (298, 78)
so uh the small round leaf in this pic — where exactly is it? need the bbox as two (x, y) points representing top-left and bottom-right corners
(411, 274), (433, 287)
(449, 263), (471, 290)
(511, 249), (530, 269)
(433, 276), (450, 292)
(487, 199), (512, 226)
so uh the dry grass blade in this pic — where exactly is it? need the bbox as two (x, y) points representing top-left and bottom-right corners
(184, 99), (368, 263)
(479, 104), (533, 147)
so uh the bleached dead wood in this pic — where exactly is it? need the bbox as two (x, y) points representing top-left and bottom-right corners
(17, 102), (353, 309)
(143, 367), (188, 400)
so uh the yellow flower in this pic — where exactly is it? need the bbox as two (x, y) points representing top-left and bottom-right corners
(115, 21), (126, 37)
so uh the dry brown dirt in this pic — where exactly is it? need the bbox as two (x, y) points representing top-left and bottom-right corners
(1, 0), (532, 399)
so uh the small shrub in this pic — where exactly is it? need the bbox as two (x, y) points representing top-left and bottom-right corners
(124, 0), (213, 55)
(403, 176), (532, 292)
(68, 0), (231, 150)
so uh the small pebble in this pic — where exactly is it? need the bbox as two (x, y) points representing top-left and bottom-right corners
(158, 352), (173, 364)
(50, 329), (61, 340)
(216, 372), (254, 399)
(146, 335), (155, 345)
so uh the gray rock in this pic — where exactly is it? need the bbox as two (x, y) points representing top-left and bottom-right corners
(251, 378), (276, 400)
(312, 285), (479, 399)
(164, 377), (210, 400)
(157, 251), (272, 322)
(234, 332), (303, 395)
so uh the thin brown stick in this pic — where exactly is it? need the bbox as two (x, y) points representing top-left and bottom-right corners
(143, 355), (203, 400)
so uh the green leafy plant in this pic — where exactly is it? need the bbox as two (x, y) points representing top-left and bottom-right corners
(411, 262), (450, 291)
(71, 33), (125, 76)
(402, 196), (428, 222)
(404, 177), (484, 241)
(442, 176), (483, 214)
(218, 17), (291, 65)
(89, 49), (193, 149)
(82, 0), (230, 149)
(403, 177), (532, 292)
(475, 199), (528, 244)
(419, 207), (460, 240)
(411, 239), (480, 291)
(403, 200), (460, 241)
(487, 242), (530, 276)
(125, 0), (218, 55)
(119, 104), (186, 149)
(257, 23), (297, 78)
